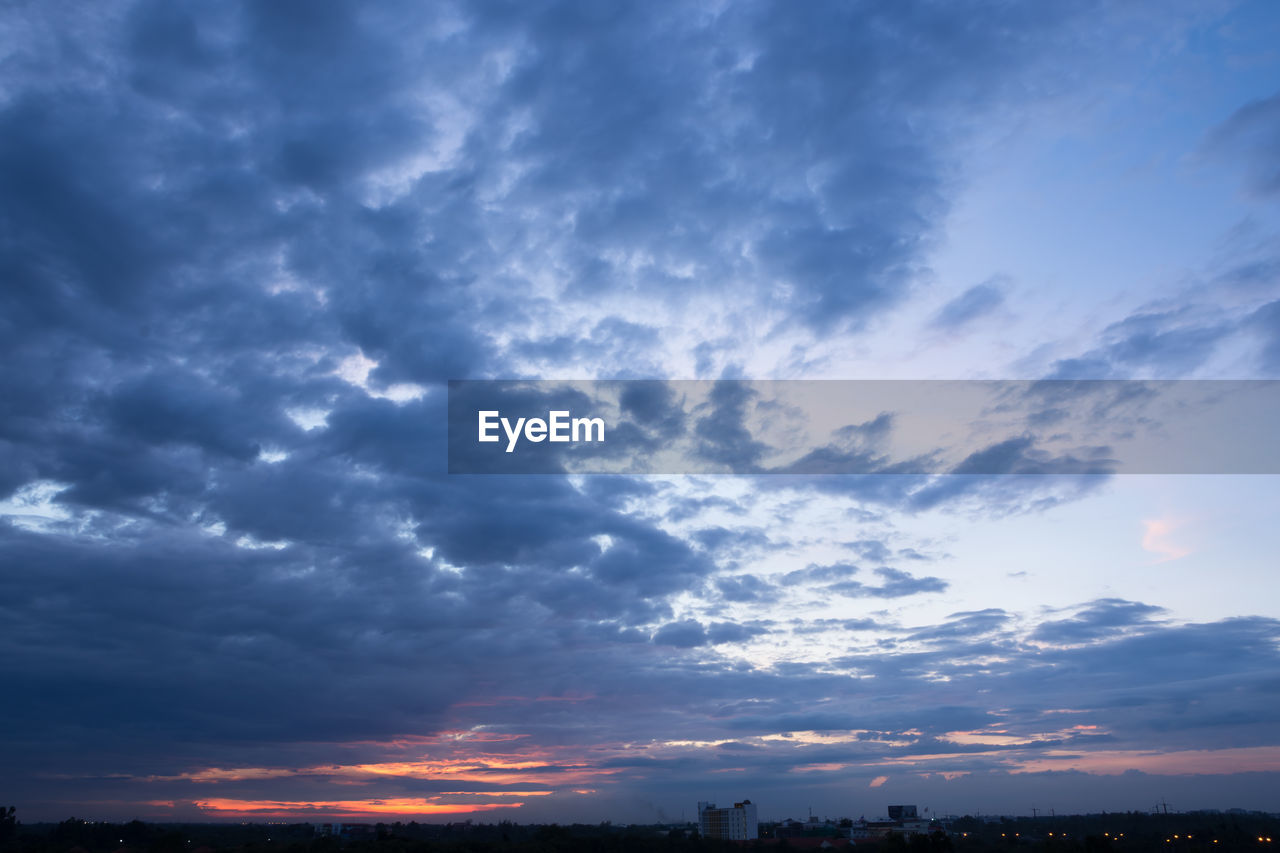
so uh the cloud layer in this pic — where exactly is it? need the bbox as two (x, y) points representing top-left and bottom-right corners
(2, 0), (1279, 824)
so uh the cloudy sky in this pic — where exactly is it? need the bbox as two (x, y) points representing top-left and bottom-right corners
(3, 0), (1280, 825)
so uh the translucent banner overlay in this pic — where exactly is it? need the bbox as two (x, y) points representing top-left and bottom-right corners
(447, 380), (1280, 475)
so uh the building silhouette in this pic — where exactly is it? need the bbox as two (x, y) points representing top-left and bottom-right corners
(698, 800), (759, 840)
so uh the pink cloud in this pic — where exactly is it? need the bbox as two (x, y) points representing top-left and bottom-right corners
(1141, 518), (1190, 562)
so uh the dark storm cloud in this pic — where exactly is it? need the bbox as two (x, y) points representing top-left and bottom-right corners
(476, 0), (1055, 333)
(0, 522), (467, 767)
(103, 370), (275, 461)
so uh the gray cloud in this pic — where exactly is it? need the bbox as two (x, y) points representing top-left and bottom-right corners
(0, 0), (1273, 824)
(931, 280), (1007, 330)
(1202, 89), (1280, 198)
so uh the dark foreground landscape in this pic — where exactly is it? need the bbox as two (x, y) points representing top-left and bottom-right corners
(3, 809), (1279, 853)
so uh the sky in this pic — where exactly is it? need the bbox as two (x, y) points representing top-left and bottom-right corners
(2, 0), (1280, 826)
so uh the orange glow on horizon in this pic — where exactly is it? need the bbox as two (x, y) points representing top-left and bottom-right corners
(125, 729), (1280, 817)
(155, 755), (611, 788)
(791, 763), (850, 773)
(136, 739), (626, 802)
(187, 797), (527, 818)
(140, 797), (530, 818)
(436, 791), (553, 797)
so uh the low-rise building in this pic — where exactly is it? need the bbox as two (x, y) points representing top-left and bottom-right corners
(848, 806), (943, 841)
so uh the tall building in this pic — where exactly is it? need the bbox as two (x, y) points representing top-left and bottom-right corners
(698, 800), (759, 840)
